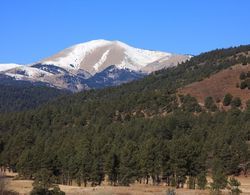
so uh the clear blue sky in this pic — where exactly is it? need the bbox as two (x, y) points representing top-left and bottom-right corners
(0, 0), (250, 64)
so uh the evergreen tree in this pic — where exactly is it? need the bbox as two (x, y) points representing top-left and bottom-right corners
(239, 72), (246, 80)
(240, 81), (247, 89)
(105, 152), (119, 186)
(231, 97), (242, 108)
(228, 177), (242, 195)
(204, 96), (217, 111)
(118, 141), (138, 186)
(210, 159), (228, 194)
(197, 172), (207, 190)
(76, 138), (93, 187)
(223, 93), (233, 106)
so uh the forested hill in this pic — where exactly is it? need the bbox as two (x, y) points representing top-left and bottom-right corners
(0, 45), (250, 190)
(0, 79), (70, 113)
(33, 44), (250, 117)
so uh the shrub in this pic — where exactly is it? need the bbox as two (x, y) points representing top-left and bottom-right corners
(240, 81), (247, 89)
(180, 94), (202, 112)
(231, 97), (242, 107)
(246, 79), (250, 89)
(223, 93), (233, 106)
(30, 185), (65, 195)
(204, 96), (217, 111)
(228, 177), (242, 195)
(239, 72), (246, 80)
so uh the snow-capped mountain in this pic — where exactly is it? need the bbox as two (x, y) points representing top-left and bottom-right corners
(0, 63), (22, 72)
(0, 40), (190, 91)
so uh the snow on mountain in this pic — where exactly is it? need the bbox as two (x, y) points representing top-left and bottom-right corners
(85, 65), (145, 89)
(5, 66), (53, 80)
(0, 63), (23, 72)
(0, 39), (191, 91)
(40, 40), (187, 74)
(41, 40), (112, 71)
(93, 49), (111, 71)
(114, 41), (170, 70)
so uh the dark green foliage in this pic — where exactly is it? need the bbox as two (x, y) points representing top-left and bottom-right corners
(204, 96), (217, 111)
(223, 93), (233, 106)
(246, 79), (250, 89)
(240, 81), (247, 89)
(31, 186), (65, 195)
(211, 159), (228, 193)
(239, 72), (250, 90)
(231, 97), (242, 107)
(228, 177), (242, 195)
(118, 141), (138, 186)
(0, 84), (69, 113)
(179, 94), (201, 112)
(31, 169), (65, 195)
(240, 72), (246, 80)
(0, 107), (249, 188)
(105, 152), (119, 186)
(197, 172), (207, 190)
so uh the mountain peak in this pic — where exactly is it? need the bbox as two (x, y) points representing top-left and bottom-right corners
(0, 40), (190, 91)
(40, 39), (186, 75)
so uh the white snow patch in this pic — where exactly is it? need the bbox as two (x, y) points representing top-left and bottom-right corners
(93, 49), (110, 71)
(0, 63), (23, 72)
(5, 66), (53, 80)
(42, 40), (112, 70)
(5, 73), (24, 80)
(41, 40), (174, 72)
(115, 41), (171, 70)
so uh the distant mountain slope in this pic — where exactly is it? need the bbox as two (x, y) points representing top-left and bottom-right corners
(0, 81), (70, 113)
(85, 65), (145, 88)
(0, 40), (190, 91)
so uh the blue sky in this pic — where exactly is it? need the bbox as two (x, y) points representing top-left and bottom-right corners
(0, 0), (250, 64)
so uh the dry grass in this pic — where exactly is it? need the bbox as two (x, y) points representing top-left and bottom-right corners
(180, 64), (250, 108)
(2, 170), (250, 195)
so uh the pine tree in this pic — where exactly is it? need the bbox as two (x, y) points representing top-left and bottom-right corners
(197, 171), (207, 190)
(223, 93), (233, 106)
(105, 152), (119, 186)
(118, 141), (138, 186)
(204, 96), (217, 111)
(210, 159), (228, 194)
(239, 72), (246, 80)
(228, 177), (242, 195)
(231, 97), (242, 108)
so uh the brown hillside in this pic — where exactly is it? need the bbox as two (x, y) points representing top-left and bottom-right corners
(179, 63), (250, 107)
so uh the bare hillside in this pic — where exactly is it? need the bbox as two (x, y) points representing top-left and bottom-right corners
(180, 63), (250, 107)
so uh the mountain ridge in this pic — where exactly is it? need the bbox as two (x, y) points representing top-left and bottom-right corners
(0, 40), (190, 91)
